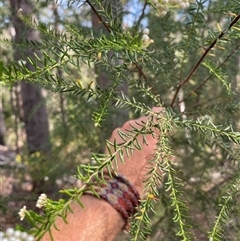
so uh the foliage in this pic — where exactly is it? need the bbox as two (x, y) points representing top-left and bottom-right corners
(1, 0), (240, 240)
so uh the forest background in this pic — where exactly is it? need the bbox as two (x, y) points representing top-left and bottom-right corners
(0, 0), (240, 240)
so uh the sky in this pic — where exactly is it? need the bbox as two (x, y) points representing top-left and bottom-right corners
(38, 0), (149, 29)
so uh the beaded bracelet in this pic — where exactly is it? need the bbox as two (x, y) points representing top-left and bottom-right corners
(85, 172), (140, 230)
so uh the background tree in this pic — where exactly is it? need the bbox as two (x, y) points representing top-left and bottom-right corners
(0, 99), (6, 145)
(9, 0), (50, 155)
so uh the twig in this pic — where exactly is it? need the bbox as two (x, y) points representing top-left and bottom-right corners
(86, 1), (160, 101)
(134, 1), (148, 31)
(176, 43), (240, 107)
(170, 13), (240, 107)
(86, 0), (111, 33)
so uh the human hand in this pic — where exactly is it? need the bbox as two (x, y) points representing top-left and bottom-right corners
(105, 107), (164, 196)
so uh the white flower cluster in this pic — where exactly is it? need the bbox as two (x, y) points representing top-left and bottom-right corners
(19, 193), (48, 222)
(141, 28), (154, 47)
(0, 228), (34, 241)
(152, 0), (196, 17)
(36, 193), (48, 209)
(18, 206), (27, 221)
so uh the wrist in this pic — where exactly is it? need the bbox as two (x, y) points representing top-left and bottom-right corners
(85, 172), (140, 230)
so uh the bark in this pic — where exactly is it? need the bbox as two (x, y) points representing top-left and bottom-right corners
(53, 3), (68, 137)
(231, 52), (240, 131)
(0, 97), (6, 145)
(10, 86), (21, 152)
(9, 0), (50, 154)
(20, 82), (50, 154)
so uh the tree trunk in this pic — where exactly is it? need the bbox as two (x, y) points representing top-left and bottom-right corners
(0, 97), (6, 145)
(9, 0), (50, 154)
(10, 85), (23, 153)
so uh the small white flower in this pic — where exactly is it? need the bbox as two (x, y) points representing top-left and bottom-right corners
(44, 176), (49, 181)
(18, 206), (27, 221)
(141, 33), (154, 47)
(4, 228), (36, 241)
(36, 193), (47, 208)
(26, 235), (35, 241)
(178, 2), (188, 9)
(13, 230), (22, 238)
(156, 3), (163, 8)
(20, 232), (29, 239)
(10, 238), (21, 241)
(156, 10), (168, 17)
(162, 4), (169, 11)
(6, 227), (15, 236)
(143, 28), (150, 35)
(185, 2), (190, 8)
(142, 34), (150, 42)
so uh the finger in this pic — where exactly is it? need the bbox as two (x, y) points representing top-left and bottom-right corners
(152, 106), (164, 113)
